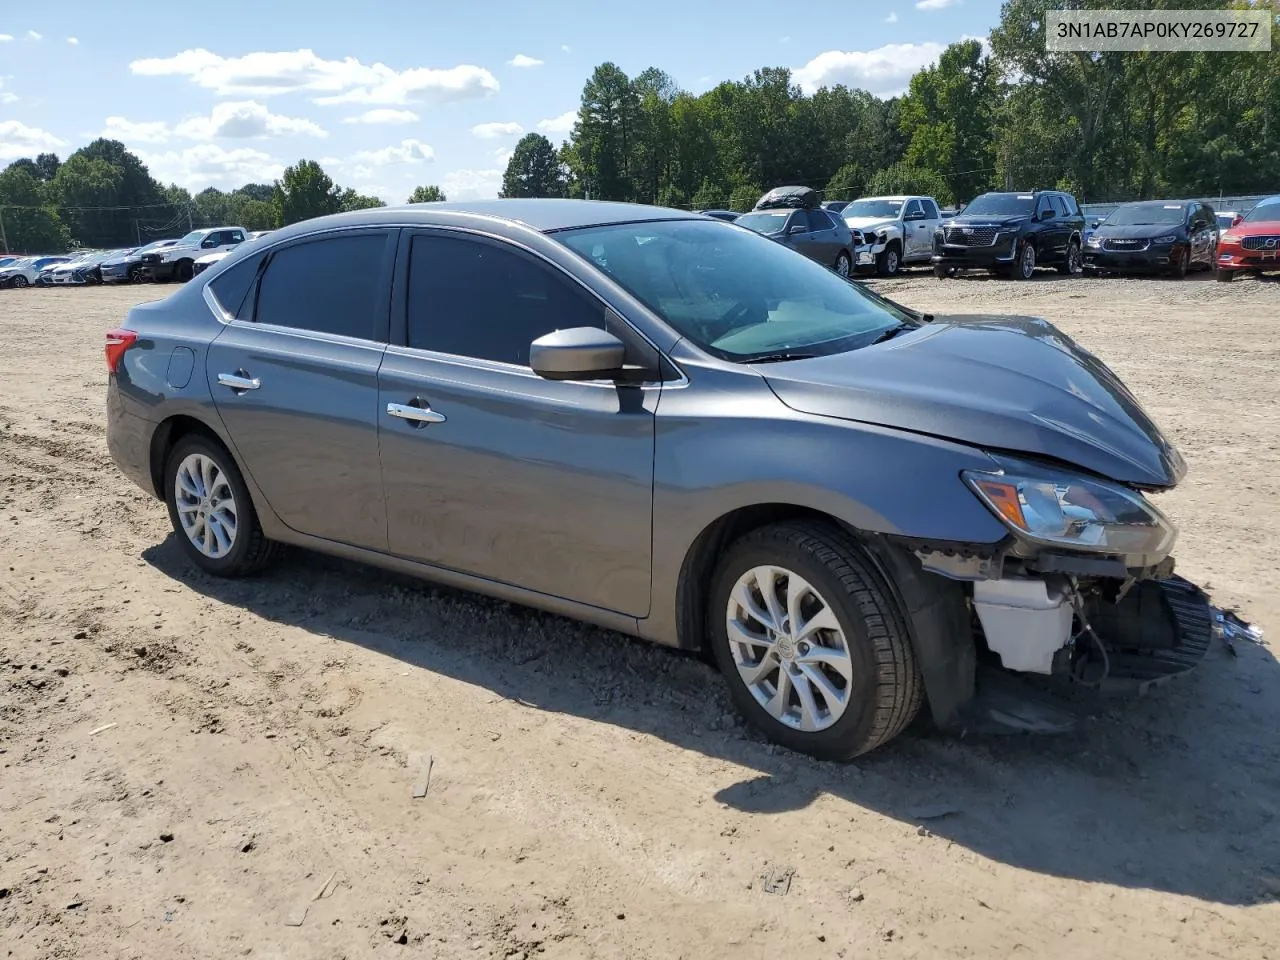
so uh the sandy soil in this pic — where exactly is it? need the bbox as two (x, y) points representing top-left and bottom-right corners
(2, 271), (1279, 960)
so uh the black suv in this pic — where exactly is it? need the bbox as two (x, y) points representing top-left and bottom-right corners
(932, 190), (1085, 280)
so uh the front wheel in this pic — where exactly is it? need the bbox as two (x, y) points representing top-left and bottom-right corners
(708, 522), (923, 760)
(1170, 248), (1189, 279)
(128, 265), (147, 283)
(1012, 242), (1036, 280)
(1215, 269), (1234, 283)
(833, 250), (851, 278)
(876, 244), (901, 277)
(932, 264), (952, 279)
(1058, 240), (1082, 275)
(11, 275), (29, 288)
(173, 259), (195, 283)
(164, 435), (278, 577)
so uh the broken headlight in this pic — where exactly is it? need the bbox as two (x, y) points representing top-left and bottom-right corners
(963, 456), (1176, 556)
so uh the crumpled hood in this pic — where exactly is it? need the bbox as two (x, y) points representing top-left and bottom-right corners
(760, 314), (1186, 488)
(843, 216), (898, 232)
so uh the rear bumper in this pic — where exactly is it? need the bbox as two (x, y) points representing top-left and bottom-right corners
(106, 379), (158, 498)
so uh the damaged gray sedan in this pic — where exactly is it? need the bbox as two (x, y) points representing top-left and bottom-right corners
(104, 200), (1210, 759)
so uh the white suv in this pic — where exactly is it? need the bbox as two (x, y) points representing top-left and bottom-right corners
(143, 226), (248, 283)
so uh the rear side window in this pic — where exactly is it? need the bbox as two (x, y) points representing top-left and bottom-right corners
(1050, 196), (1070, 218)
(406, 234), (607, 366)
(806, 209), (834, 230)
(922, 198), (940, 219)
(207, 251), (265, 318)
(255, 232), (393, 341)
(1059, 194), (1080, 216)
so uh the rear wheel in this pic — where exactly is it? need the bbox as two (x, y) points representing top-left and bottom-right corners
(708, 522), (922, 759)
(163, 435), (278, 577)
(127, 265), (147, 284)
(833, 250), (851, 278)
(1058, 240), (1082, 275)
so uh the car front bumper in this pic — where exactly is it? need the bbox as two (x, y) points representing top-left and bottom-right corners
(932, 234), (1020, 268)
(1083, 244), (1180, 271)
(1217, 248), (1280, 272)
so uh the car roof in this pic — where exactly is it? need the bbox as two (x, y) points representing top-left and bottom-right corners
(265, 199), (704, 243)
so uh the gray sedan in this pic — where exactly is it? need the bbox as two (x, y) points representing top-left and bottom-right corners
(106, 200), (1209, 758)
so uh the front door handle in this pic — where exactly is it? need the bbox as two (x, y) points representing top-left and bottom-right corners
(217, 372), (260, 391)
(387, 401), (446, 425)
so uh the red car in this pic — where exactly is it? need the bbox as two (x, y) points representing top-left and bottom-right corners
(1216, 195), (1280, 281)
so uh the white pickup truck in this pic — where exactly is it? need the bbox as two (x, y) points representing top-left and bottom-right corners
(142, 226), (249, 283)
(840, 195), (943, 276)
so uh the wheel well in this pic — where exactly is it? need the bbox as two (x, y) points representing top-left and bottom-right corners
(886, 237), (901, 251)
(675, 503), (843, 656)
(148, 415), (226, 498)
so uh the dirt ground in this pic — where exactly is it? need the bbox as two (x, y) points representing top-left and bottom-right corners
(2, 270), (1279, 960)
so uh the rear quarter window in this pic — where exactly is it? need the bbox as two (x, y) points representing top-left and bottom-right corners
(207, 251), (266, 319)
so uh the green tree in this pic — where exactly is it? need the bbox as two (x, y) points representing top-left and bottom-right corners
(35, 153), (61, 181)
(272, 159), (341, 226)
(572, 62), (640, 200)
(865, 162), (952, 205)
(238, 199), (277, 231)
(500, 134), (566, 198)
(824, 163), (865, 202)
(0, 165), (70, 252)
(408, 184), (447, 203)
(52, 154), (127, 246)
(336, 188), (385, 212)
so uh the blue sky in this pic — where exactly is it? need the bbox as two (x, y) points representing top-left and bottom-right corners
(0, 0), (1001, 203)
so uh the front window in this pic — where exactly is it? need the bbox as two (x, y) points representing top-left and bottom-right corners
(554, 219), (912, 362)
(962, 194), (1035, 217)
(177, 230), (205, 245)
(1105, 202), (1186, 226)
(1243, 198), (1280, 224)
(734, 211), (791, 235)
(842, 199), (903, 219)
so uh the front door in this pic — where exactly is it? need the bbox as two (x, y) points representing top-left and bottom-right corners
(377, 230), (657, 616)
(206, 227), (397, 549)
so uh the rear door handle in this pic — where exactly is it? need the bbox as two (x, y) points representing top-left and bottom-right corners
(387, 402), (446, 425)
(217, 372), (260, 391)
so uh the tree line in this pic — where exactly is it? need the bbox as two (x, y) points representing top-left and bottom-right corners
(2, 0), (1276, 253)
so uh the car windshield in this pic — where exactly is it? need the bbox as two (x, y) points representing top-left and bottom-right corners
(177, 230), (206, 244)
(555, 218), (913, 362)
(733, 211), (790, 234)
(842, 199), (903, 219)
(3, 258), (32, 269)
(1106, 202), (1186, 226)
(1243, 198), (1280, 223)
(962, 194), (1036, 217)
(137, 240), (175, 254)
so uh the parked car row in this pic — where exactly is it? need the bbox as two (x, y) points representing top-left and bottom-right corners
(0, 227), (272, 291)
(722, 187), (1280, 282)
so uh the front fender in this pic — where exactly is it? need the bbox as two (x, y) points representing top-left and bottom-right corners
(641, 362), (1006, 647)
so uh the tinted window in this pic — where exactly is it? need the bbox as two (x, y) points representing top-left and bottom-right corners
(208, 251), (265, 318)
(964, 193), (1036, 217)
(904, 199), (925, 219)
(1107, 202), (1186, 226)
(1035, 196), (1055, 219)
(407, 234), (607, 366)
(228, 230), (245, 244)
(922, 198), (940, 219)
(255, 233), (391, 340)
(806, 210), (834, 231)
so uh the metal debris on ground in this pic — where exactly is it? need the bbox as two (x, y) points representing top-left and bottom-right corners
(284, 904), (309, 927)
(1212, 607), (1264, 656)
(88, 723), (117, 736)
(761, 866), (795, 895)
(412, 755), (435, 799)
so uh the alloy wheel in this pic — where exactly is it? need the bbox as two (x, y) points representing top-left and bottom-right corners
(1020, 244), (1036, 279)
(12, 275), (28, 288)
(835, 252), (851, 278)
(174, 453), (239, 559)
(725, 565), (854, 732)
(1068, 243), (1082, 274)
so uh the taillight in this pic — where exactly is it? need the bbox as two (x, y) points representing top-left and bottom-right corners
(105, 328), (137, 374)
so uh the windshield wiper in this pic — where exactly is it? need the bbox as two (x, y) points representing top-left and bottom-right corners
(868, 322), (911, 345)
(741, 351), (820, 364)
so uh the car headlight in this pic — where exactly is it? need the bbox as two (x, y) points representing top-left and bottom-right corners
(962, 456), (1175, 556)
(1151, 235), (1177, 244)
(1085, 235), (1101, 247)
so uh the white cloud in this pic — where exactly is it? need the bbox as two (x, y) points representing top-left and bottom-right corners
(0, 93), (16, 104)
(100, 116), (172, 144)
(175, 100), (327, 139)
(793, 42), (947, 96)
(130, 48), (498, 106)
(536, 110), (576, 135)
(0, 35), (13, 42)
(137, 144), (284, 190)
(560, 44), (571, 53)
(493, 147), (514, 166)
(916, 0), (959, 8)
(960, 32), (995, 58)
(471, 121), (523, 139)
(67, 36), (79, 45)
(886, 11), (898, 22)
(508, 54), (544, 68)
(350, 138), (434, 166)
(780, 36), (792, 44)
(440, 168), (502, 201)
(26, 30), (41, 41)
(0, 120), (66, 160)
(342, 108), (419, 125)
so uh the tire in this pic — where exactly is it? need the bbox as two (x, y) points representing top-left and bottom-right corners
(833, 250), (851, 278)
(128, 265), (147, 284)
(1215, 269), (1234, 283)
(1012, 241), (1036, 280)
(163, 434), (278, 577)
(173, 259), (195, 283)
(11, 275), (29, 289)
(707, 521), (923, 760)
(1170, 248), (1189, 279)
(875, 243), (901, 277)
(1058, 240), (1082, 275)
(932, 264), (951, 279)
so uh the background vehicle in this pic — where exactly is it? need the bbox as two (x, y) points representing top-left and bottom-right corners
(735, 206), (858, 276)
(105, 200), (1207, 760)
(841, 195), (942, 276)
(693, 209), (739, 222)
(193, 230), (274, 277)
(1216, 211), (1242, 231)
(0, 255), (72, 288)
(46, 248), (133, 285)
(821, 200), (851, 214)
(101, 239), (181, 284)
(1083, 200), (1218, 278)
(932, 190), (1085, 280)
(143, 226), (248, 282)
(1215, 194), (1280, 281)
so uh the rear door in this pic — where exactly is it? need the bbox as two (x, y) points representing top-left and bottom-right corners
(205, 227), (397, 549)
(376, 229), (658, 616)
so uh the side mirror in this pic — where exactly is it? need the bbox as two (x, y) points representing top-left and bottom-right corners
(1089, 219), (1101, 229)
(1232, 214), (1242, 226)
(1039, 209), (1054, 221)
(201, 238), (217, 248)
(530, 327), (627, 381)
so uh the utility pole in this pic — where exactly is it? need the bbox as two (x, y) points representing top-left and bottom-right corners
(0, 206), (8, 254)
(186, 204), (193, 232)
(134, 218), (141, 246)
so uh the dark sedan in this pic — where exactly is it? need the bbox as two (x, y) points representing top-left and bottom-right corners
(734, 207), (857, 277)
(104, 199), (1208, 760)
(101, 239), (182, 284)
(1083, 200), (1219, 278)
